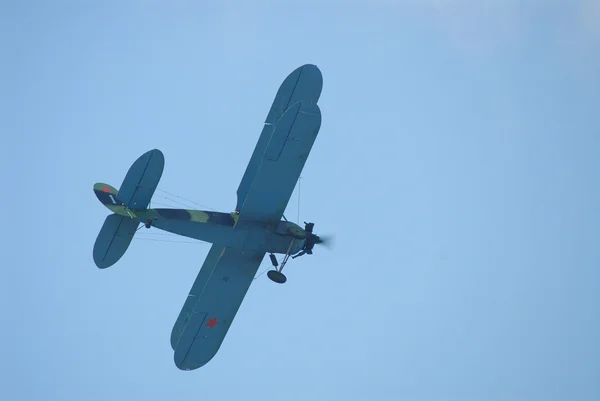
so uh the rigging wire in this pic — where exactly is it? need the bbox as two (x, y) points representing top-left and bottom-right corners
(133, 237), (206, 244)
(135, 234), (269, 279)
(136, 231), (187, 236)
(136, 231), (268, 279)
(150, 200), (185, 208)
(153, 193), (202, 209)
(131, 184), (311, 280)
(253, 267), (270, 280)
(297, 176), (301, 224)
(154, 188), (217, 211)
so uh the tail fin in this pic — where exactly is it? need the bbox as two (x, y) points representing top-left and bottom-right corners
(93, 183), (124, 212)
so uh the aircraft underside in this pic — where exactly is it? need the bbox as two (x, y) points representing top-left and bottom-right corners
(91, 63), (329, 371)
(136, 209), (308, 255)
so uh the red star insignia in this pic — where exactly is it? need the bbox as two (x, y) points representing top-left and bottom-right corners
(102, 186), (111, 193)
(206, 317), (218, 329)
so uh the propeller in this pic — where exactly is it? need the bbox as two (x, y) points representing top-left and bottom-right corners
(302, 222), (334, 252)
(314, 234), (335, 249)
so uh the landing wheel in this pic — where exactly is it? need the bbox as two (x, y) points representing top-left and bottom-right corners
(267, 270), (287, 284)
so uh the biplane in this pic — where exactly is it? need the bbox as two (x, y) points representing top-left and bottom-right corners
(92, 64), (329, 371)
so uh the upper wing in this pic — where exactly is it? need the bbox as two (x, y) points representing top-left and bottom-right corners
(171, 246), (265, 370)
(235, 64), (323, 212)
(237, 101), (322, 223)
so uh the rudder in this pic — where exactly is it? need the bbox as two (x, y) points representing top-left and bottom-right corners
(93, 183), (125, 213)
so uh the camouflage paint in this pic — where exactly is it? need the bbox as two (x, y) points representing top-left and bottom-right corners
(93, 181), (305, 255)
(93, 64), (324, 372)
(94, 182), (239, 225)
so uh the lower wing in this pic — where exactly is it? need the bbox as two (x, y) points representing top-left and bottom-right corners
(171, 245), (265, 370)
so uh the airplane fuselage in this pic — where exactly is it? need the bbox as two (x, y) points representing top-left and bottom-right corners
(118, 207), (307, 255)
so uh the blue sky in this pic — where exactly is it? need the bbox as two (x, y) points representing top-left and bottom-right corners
(3, 1), (599, 400)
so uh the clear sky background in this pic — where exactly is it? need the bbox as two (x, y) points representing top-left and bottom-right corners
(2, 1), (599, 400)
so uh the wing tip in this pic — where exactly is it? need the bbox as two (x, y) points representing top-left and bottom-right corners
(174, 351), (216, 371)
(148, 148), (165, 163)
(299, 63), (321, 75)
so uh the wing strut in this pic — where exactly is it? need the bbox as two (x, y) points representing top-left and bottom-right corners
(297, 176), (301, 224)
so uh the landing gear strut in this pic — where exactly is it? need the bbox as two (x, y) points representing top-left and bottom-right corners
(292, 222), (317, 259)
(267, 239), (296, 284)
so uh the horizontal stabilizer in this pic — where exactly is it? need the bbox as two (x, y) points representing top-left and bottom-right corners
(118, 149), (164, 210)
(93, 214), (139, 268)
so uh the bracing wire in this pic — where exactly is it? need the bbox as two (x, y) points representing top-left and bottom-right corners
(132, 186), (300, 281)
(133, 237), (207, 245)
(253, 267), (270, 280)
(136, 232), (187, 236)
(154, 188), (217, 211)
(297, 176), (301, 224)
(134, 231), (268, 280)
(150, 201), (182, 208)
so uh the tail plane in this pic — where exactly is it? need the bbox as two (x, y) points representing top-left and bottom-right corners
(92, 149), (164, 268)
